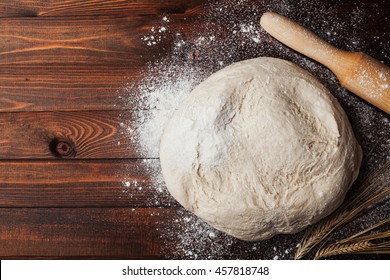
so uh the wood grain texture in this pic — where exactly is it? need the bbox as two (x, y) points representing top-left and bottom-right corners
(0, 16), (152, 112)
(0, 1), (388, 112)
(0, 111), (142, 159)
(0, 0), (389, 260)
(0, 13), (206, 112)
(0, 207), (174, 258)
(0, 159), (176, 207)
(0, 0), (206, 17)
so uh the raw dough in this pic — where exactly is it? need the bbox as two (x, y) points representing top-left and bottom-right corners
(160, 57), (362, 241)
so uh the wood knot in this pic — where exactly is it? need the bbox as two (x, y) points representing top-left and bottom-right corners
(50, 138), (76, 158)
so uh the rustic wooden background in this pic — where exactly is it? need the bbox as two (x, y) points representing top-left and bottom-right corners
(0, 0), (389, 259)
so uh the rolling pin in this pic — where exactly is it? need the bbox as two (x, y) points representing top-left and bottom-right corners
(260, 12), (390, 115)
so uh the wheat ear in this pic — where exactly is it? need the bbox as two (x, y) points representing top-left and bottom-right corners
(314, 218), (390, 259)
(295, 161), (390, 259)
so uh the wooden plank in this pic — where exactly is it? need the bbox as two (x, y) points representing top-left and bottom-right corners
(0, 7), (389, 112)
(0, 12), (208, 112)
(0, 111), (142, 159)
(0, 206), (388, 259)
(0, 16), (156, 112)
(0, 159), (177, 208)
(0, 207), (176, 258)
(0, 0), (206, 17)
(0, 0), (389, 21)
(0, 14), (197, 112)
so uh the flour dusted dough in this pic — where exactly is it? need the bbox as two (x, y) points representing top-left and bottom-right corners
(160, 57), (362, 241)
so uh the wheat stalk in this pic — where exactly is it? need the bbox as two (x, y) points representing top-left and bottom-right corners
(339, 217), (390, 243)
(314, 218), (390, 259)
(314, 241), (372, 259)
(294, 161), (390, 260)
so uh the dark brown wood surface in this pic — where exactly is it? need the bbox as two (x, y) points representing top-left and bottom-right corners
(0, 111), (140, 158)
(0, 207), (170, 258)
(0, 0), (389, 259)
(0, 159), (177, 207)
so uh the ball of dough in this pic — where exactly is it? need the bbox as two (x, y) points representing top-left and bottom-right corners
(160, 57), (362, 241)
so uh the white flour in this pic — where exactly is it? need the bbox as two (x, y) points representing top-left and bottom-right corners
(118, 0), (390, 259)
(135, 73), (200, 158)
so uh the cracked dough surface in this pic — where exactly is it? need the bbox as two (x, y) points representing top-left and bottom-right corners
(160, 57), (362, 241)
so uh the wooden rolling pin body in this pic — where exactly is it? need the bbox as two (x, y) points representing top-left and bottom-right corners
(260, 12), (390, 115)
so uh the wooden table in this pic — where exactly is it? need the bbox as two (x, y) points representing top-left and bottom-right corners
(0, 0), (389, 259)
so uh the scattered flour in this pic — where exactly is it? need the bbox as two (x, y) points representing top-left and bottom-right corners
(118, 0), (390, 259)
(135, 75), (201, 157)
